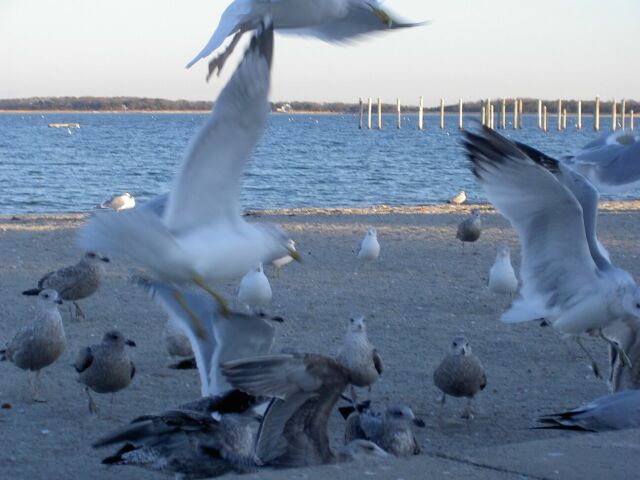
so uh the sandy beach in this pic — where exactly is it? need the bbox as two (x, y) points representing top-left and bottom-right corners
(1, 204), (639, 479)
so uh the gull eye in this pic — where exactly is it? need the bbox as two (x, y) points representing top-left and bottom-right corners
(636, 303), (640, 309)
(88, 253), (96, 258)
(43, 294), (49, 299)
(350, 318), (354, 323)
(453, 342), (457, 347)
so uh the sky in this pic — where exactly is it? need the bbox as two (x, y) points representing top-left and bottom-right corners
(1, 0), (639, 106)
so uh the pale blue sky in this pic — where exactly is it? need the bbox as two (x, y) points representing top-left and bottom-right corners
(1, 0), (638, 106)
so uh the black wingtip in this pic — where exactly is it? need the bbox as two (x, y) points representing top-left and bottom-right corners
(22, 288), (41, 296)
(339, 405), (355, 420)
(252, 19), (274, 68)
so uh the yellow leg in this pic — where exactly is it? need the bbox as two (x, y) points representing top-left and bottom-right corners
(191, 274), (231, 317)
(172, 290), (208, 340)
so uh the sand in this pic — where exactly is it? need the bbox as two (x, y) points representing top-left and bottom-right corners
(1, 203), (639, 479)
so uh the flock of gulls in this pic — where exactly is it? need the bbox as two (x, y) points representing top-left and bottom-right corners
(3, 0), (640, 477)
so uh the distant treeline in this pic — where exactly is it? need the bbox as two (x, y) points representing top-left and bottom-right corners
(1, 96), (638, 114)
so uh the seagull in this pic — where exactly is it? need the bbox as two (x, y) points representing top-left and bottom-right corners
(336, 315), (382, 402)
(536, 389), (640, 432)
(455, 209), (481, 251)
(433, 336), (486, 419)
(164, 316), (194, 360)
(78, 23), (298, 334)
(74, 330), (136, 415)
(270, 239), (296, 277)
(448, 191), (466, 205)
(357, 226), (380, 261)
(237, 263), (272, 313)
(187, 0), (426, 79)
(22, 251), (109, 320)
(221, 352), (380, 467)
(343, 403), (424, 456)
(563, 131), (640, 192)
(134, 276), (280, 397)
(606, 317), (640, 391)
(0, 289), (65, 402)
(463, 126), (640, 371)
(98, 192), (136, 212)
(488, 244), (518, 294)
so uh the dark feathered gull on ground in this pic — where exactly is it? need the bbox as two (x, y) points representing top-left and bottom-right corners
(536, 389), (640, 432)
(1, 289), (65, 402)
(455, 209), (481, 251)
(343, 403), (424, 456)
(74, 330), (136, 414)
(22, 251), (109, 320)
(433, 336), (486, 419)
(463, 126), (640, 374)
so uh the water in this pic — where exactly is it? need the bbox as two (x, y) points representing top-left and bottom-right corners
(0, 112), (636, 214)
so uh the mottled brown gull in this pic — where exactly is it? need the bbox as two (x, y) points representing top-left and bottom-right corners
(455, 209), (481, 251)
(1, 289), (65, 402)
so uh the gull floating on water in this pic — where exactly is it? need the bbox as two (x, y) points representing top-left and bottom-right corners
(343, 403), (424, 456)
(464, 126), (640, 372)
(97, 192), (136, 212)
(456, 209), (481, 251)
(1, 289), (65, 402)
(22, 251), (109, 320)
(358, 226), (380, 261)
(78, 23), (297, 332)
(448, 191), (466, 205)
(536, 389), (640, 432)
(187, 0), (426, 79)
(433, 336), (487, 419)
(563, 131), (640, 193)
(74, 330), (136, 414)
(488, 244), (518, 294)
(237, 263), (272, 313)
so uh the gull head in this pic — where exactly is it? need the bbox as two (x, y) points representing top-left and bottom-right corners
(254, 263), (264, 273)
(103, 330), (136, 348)
(366, 226), (377, 237)
(450, 336), (471, 356)
(470, 209), (480, 220)
(348, 315), (366, 333)
(39, 289), (63, 307)
(84, 251), (110, 263)
(497, 244), (510, 259)
(385, 404), (425, 428)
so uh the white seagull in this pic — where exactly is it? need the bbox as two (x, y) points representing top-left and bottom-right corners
(488, 244), (518, 294)
(187, 0), (426, 79)
(78, 23), (298, 331)
(237, 263), (272, 313)
(464, 126), (640, 370)
(357, 226), (380, 261)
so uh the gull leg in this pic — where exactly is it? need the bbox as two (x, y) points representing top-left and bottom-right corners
(74, 302), (86, 321)
(576, 337), (601, 378)
(172, 290), (208, 340)
(206, 29), (246, 81)
(462, 398), (474, 420)
(600, 329), (632, 369)
(437, 394), (446, 424)
(109, 393), (115, 419)
(86, 387), (98, 414)
(191, 274), (230, 317)
(350, 386), (358, 404)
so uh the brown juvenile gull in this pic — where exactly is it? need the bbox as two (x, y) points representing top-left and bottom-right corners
(221, 352), (388, 468)
(536, 389), (640, 432)
(1, 289), (65, 402)
(433, 336), (487, 419)
(343, 403), (425, 456)
(448, 190), (466, 205)
(22, 251), (109, 320)
(606, 317), (640, 391)
(455, 209), (481, 251)
(97, 192), (136, 212)
(336, 315), (383, 402)
(74, 330), (136, 414)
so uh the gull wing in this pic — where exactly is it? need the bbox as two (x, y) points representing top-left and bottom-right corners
(164, 21), (273, 232)
(463, 127), (601, 323)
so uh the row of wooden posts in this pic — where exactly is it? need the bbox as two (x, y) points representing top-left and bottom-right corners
(357, 96), (636, 132)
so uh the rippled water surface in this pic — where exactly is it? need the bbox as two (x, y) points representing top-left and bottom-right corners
(0, 112), (636, 214)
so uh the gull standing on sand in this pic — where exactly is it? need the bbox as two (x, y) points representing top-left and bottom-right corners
(78, 24), (298, 332)
(448, 191), (466, 205)
(456, 209), (481, 251)
(488, 244), (518, 294)
(464, 126), (640, 372)
(222, 352), (387, 467)
(187, 0), (426, 79)
(606, 317), (640, 391)
(164, 317), (193, 360)
(336, 315), (383, 401)
(536, 389), (640, 432)
(358, 226), (380, 261)
(74, 330), (136, 414)
(343, 403), (424, 456)
(237, 263), (272, 313)
(22, 251), (109, 320)
(0, 289), (65, 402)
(97, 192), (136, 212)
(433, 336), (487, 419)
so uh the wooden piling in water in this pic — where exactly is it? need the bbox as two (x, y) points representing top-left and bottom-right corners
(396, 98), (401, 129)
(538, 99), (542, 129)
(367, 97), (372, 129)
(621, 99), (626, 130)
(594, 96), (600, 131)
(577, 100), (582, 129)
(358, 98), (363, 129)
(377, 98), (382, 129)
(612, 98), (617, 132)
(543, 105), (548, 132)
(557, 99), (562, 131)
(563, 109), (567, 130)
(519, 99), (523, 128)
(501, 98), (506, 129)
(418, 96), (424, 130)
(459, 99), (463, 129)
(631, 111), (635, 130)
(490, 104), (495, 129)
(481, 105), (486, 126)
(513, 98), (518, 130)
(440, 98), (445, 129)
